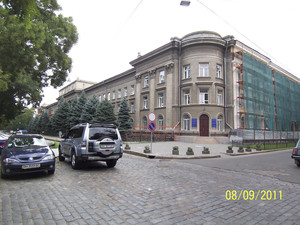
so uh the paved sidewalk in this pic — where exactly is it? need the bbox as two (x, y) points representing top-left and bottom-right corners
(44, 135), (291, 160)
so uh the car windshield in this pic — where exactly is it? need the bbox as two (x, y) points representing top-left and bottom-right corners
(8, 136), (48, 147)
(89, 128), (118, 140)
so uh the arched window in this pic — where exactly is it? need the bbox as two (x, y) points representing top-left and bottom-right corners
(142, 116), (147, 129)
(183, 114), (190, 131)
(158, 115), (164, 130)
(217, 115), (223, 132)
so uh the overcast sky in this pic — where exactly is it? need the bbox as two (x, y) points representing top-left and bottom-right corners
(42, 0), (300, 104)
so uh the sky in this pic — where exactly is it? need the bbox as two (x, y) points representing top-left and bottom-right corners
(42, 0), (300, 105)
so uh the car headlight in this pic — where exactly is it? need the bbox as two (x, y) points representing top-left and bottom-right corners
(3, 158), (19, 163)
(42, 155), (55, 161)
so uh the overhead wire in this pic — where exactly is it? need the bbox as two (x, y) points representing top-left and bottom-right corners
(113, 0), (144, 40)
(195, 0), (292, 73)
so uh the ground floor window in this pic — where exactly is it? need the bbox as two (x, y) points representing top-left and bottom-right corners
(183, 114), (190, 131)
(158, 115), (163, 130)
(217, 115), (223, 131)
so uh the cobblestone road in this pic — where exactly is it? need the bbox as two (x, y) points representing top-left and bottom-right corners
(1, 154), (300, 225)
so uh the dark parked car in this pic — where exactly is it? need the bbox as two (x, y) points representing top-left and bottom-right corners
(0, 133), (10, 153)
(59, 123), (123, 169)
(1, 134), (56, 178)
(292, 139), (300, 167)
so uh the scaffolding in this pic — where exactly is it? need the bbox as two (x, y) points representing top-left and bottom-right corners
(235, 52), (300, 131)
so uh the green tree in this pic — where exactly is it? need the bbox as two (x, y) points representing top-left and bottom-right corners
(117, 98), (132, 136)
(3, 108), (34, 131)
(39, 111), (50, 134)
(0, 0), (78, 123)
(51, 98), (70, 135)
(70, 91), (87, 125)
(68, 96), (79, 128)
(80, 95), (99, 123)
(93, 99), (117, 125)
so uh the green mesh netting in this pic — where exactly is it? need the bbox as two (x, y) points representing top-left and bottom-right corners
(241, 52), (299, 131)
(274, 71), (300, 131)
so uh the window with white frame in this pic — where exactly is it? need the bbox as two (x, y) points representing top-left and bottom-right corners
(183, 114), (190, 131)
(144, 75), (149, 87)
(158, 93), (164, 107)
(183, 90), (190, 105)
(99, 95), (102, 102)
(217, 115), (223, 131)
(130, 102), (134, 113)
(103, 94), (106, 100)
(107, 92), (110, 101)
(216, 64), (223, 78)
(118, 89), (121, 98)
(199, 63), (209, 77)
(159, 70), (165, 83)
(112, 91), (115, 100)
(143, 116), (147, 128)
(217, 90), (223, 105)
(131, 85), (135, 95)
(183, 65), (191, 79)
(143, 96), (148, 109)
(158, 115), (163, 130)
(200, 89), (209, 104)
(124, 87), (127, 97)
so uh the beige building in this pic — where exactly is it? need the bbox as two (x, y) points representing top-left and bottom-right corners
(46, 31), (300, 136)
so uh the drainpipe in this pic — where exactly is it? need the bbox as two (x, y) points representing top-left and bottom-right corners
(224, 40), (233, 131)
(178, 40), (182, 127)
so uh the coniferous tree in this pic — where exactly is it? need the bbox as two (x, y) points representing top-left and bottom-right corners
(71, 91), (87, 125)
(80, 95), (99, 123)
(117, 98), (132, 136)
(39, 111), (50, 134)
(69, 96), (79, 127)
(93, 99), (117, 125)
(51, 98), (70, 135)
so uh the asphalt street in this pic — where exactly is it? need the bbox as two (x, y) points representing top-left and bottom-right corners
(1, 149), (300, 224)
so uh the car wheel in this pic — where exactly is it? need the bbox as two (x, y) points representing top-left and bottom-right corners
(58, 147), (65, 162)
(106, 159), (117, 168)
(48, 169), (55, 175)
(71, 151), (80, 169)
(295, 160), (300, 167)
(1, 168), (7, 179)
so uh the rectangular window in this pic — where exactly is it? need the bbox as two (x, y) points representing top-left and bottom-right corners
(99, 95), (102, 102)
(159, 70), (165, 83)
(217, 90), (223, 105)
(107, 92), (110, 101)
(158, 93), (164, 107)
(216, 64), (223, 78)
(199, 63), (209, 77)
(103, 94), (106, 100)
(184, 65), (191, 79)
(200, 89), (209, 104)
(143, 96), (148, 109)
(118, 89), (121, 98)
(112, 91), (115, 100)
(130, 102), (134, 113)
(144, 75), (149, 87)
(124, 87), (127, 97)
(183, 90), (190, 105)
(131, 85), (135, 95)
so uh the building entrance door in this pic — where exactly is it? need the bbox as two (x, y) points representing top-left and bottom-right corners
(200, 114), (209, 136)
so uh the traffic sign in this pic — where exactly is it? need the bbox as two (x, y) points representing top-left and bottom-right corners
(147, 122), (156, 132)
(148, 112), (156, 121)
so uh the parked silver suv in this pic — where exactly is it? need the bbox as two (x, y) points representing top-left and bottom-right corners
(59, 123), (123, 169)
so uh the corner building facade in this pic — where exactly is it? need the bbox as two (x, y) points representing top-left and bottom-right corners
(53, 31), (300, 136)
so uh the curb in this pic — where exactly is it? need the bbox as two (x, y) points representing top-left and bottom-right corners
(225, 148), (290, 156)
(124, 150), (221, 159)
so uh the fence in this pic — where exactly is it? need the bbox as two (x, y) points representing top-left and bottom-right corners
(122, 126), (180, 142)
(230, 129), (300, 146)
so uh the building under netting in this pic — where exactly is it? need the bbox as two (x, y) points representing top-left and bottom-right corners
(233, 42), (300, 132)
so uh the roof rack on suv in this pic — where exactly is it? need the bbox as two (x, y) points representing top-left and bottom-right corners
(89, 124), (117, 128)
